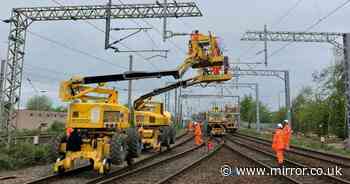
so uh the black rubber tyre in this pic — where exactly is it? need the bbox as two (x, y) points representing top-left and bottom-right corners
(125, 128), (141, 158)
(110, 134), (128, 165)
(160, 127), (170, 147)
(169, 125), (176, 144)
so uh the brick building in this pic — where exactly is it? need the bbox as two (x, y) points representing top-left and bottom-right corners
(11, 110), (67, 130)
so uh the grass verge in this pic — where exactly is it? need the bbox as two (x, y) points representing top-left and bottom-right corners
(238, 127), (350, 157)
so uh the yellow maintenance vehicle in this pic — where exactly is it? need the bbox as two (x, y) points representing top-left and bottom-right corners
(223, 104), (240, 133)
(134, 101), (174, 151)
(206, 104), (240, 135)
(206, 105), (227, 136)
(132, 31), (232, 150)
(53, 70), (181, 174)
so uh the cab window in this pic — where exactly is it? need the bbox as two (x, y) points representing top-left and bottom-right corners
(103, 111), (120, 123)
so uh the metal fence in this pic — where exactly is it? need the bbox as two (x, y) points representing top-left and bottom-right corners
(0, 134), (57, 145)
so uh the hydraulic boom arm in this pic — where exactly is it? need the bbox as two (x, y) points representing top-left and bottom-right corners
(60, 70), (179, 102)
(134, 72), (232, 110)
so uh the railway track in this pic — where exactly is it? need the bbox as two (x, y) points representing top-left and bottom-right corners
(24, 132), (192, 184)
(157, 143), (292, 184)
(94, 143), (206, 184)
(154, 142), (222, 184)
(23, 165), (93, 184)
(225, 135), (350, 184)
(86, 133), (195, 184)
(93, 137), (223, 184)
(233, 133), (350, 181)
(224, 143), (296, 183)
(235, 132), (350, 167)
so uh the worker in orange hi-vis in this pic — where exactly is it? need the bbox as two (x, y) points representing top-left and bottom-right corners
(194, 122), (203, 145)
(272, 123), (286, 167)
(282, 120), (292, 150)
(66, 127), (73, 137)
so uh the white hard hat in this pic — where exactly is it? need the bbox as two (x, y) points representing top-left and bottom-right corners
(284, 120), (289, 123)
(194, 122), (198, 125)
(277, 123), (283, 128)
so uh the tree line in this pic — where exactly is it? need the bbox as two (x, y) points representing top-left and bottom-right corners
(26, 95), (67, 112)
(240, 63), (346, 138)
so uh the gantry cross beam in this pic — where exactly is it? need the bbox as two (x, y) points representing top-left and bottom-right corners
(241, 30), (343, 49)
(231, 68), (291, 129)
(14, 2), (202, 21)
(181, 94), (239, 99)
(232, 68), (286, 79)
(0, 2), (202, 133)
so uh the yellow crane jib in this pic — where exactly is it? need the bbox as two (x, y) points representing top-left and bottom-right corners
(59, 70), (181, 102)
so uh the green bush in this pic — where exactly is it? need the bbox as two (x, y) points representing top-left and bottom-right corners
(47, 120), (65, 134)
(0, 142), (53, 170)
(0, 153), (16, 170)
(33, 145), (51, 162)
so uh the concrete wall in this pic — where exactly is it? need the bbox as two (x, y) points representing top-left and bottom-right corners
(12, 110), (67, 130)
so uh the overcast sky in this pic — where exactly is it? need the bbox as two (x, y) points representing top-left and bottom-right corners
(0, 0), (348, 113)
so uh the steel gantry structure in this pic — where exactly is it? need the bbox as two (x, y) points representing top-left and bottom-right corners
(232, 68), (291, 127)
(181, 94), (240, 99)
(241, 31), (343, 51)
(0, 2), (202, 132)
(169, 68), (289, 131)
(241, 30), (350, 141)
